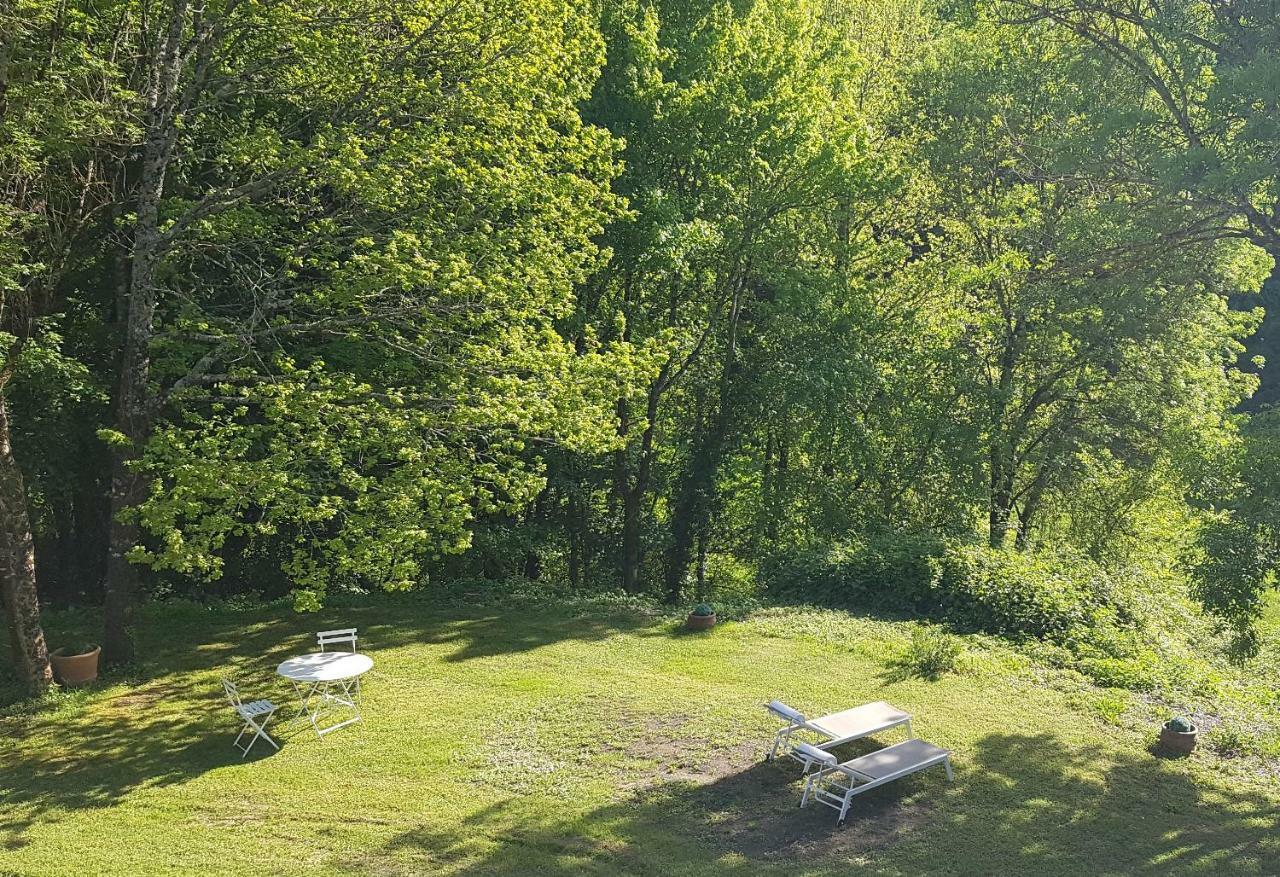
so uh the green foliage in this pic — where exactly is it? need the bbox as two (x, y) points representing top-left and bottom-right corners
(690, 603), (714, 617)
(1165, 716), (1196, 734)
(941, 546), (1125, 640)
(3, 0), (1276, 661)
(1206, 724), (1248, 757)
(900, 626), (964, 678)
(1189, 410), (1280, 651)
(1084, 689), (1132, 726)
(111, 0), (635, 608)
(763, 535), (1130, 642)
(761, 532), (947, 614)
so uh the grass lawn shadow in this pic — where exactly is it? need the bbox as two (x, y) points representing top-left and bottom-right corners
(0, 671), (279, 851)
(361, 730), (1280, 876)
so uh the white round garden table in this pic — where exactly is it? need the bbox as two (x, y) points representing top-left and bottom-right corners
(276, 652), (373, 738)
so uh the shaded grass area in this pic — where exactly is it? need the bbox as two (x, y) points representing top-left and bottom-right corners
(1, 598), (1277, 876)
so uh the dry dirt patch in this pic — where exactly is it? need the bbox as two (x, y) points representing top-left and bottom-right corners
(619, 721), (937, 860)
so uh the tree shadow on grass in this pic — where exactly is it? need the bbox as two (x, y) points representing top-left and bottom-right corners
(360, 607), (658, 664)
(0, 670), (283, 851)
(359, 753), (930, 876)
(354, 731), (1280, 876)
(0, 601), (656, 851)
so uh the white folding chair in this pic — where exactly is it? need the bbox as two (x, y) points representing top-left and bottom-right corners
(314, 627), (362, 708)
(316, 628), (358, 653)
(222, 677), (279, 758)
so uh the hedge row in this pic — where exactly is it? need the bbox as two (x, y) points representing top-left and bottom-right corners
(761, 533), (1133, 643)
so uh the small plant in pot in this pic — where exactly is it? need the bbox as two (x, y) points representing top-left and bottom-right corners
(1158, 715), (1198, 755)
(686, 603), (716, 631)
(50, 643), (101, 687)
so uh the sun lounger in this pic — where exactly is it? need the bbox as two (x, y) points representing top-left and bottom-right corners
(796, 738), (953, 826)
(765, 699), (913, 771)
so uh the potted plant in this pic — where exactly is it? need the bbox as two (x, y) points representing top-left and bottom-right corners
(50, 643), (101, 687)
(1158, 716), (1198, 755)
(686, 603), (716, 631)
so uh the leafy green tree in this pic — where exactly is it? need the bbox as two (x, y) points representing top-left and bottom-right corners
(914, 23), (1266, 551)
(96, 0), (625, 653)
(995, 0), (1280, 261)
(1190, 410), (1280, 655)
(578, 0), (927, 598)
(0, 0), (134, 692)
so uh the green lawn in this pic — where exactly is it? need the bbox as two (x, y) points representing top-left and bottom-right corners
(2, 597), (1277, 876)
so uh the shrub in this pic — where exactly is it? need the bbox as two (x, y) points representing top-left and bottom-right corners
(1165, 716), (1196, 733)
(760, 532), (946, 614)
(690, 603), (715, 617)
(1085, 689), (1131, 725)
(762, 535), (1132, 647)
(701, 553), (757, 598)
(1206, 724), (1248, 756)
(1074, 652), (1162, 692)
(900, 627), (963, 678)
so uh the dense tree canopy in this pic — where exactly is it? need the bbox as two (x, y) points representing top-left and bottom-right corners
(1, 0), (1276, 692)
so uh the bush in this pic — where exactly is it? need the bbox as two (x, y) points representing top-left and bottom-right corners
(941, 545), (1119, 639)
(701, 553), (757, 598)
(900, 627), (963, 678)
(762, 535), (1134, 647)
(761, 532), (946, 614)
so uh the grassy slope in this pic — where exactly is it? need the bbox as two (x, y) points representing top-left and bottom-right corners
(1, 597), (1277, 877)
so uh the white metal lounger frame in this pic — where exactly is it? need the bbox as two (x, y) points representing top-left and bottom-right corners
(797, 741), (953, 827)
(764, 700), (914, 772)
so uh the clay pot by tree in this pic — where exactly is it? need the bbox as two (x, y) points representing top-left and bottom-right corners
(50, 645), (100, 687)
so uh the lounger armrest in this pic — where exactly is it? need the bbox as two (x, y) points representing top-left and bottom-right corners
(793, 741), (838, 768)
(766, 700), (806, 725)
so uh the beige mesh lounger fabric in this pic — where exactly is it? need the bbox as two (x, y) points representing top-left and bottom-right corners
(764, 699), (913, 771)
(796, 738), (953, 826)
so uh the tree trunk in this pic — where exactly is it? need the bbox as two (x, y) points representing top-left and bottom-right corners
(1015, 464), (1049, 551)
(987, 422), (1018, 549)
(988, 310), (1021, 550)
(0, 395), (52, 695)
(664, 304), (742, 602)
(988, 451), (1015, 549)
(102, 0), (188, 664)
(567, 491), (582, 590)
(695, 529), (707, 601)
(664, 422), (728, 602)
(614, 396), (641, 593)
(619, 482), (642, 593)
(614, 375), (664, 595)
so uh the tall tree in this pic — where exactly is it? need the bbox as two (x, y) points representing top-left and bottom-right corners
(582, 0), (916, 598)
(0, 0), (133, 691)
(996, 0), (1280, 261)
(110, 0), (625, 628)
(915, 23), (1267, 551)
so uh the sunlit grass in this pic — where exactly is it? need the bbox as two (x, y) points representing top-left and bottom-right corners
(1, 597), (1277, 876)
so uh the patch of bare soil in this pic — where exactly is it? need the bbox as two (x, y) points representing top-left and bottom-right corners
(604, 713), (758, 788)
(619, 723), (936, 860)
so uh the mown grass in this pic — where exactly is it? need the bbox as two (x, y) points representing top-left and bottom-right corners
(1, 595), (1278, 876)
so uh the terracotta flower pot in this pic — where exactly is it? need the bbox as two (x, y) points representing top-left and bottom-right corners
(50, 645), (101, 687)
(1158, 723), (1198, 755)
(686, 612), (716, 631)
